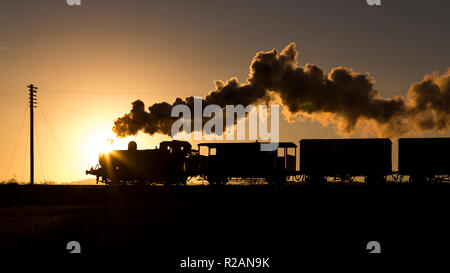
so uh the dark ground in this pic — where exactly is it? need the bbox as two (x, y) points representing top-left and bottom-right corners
(0, 183), (449, 269)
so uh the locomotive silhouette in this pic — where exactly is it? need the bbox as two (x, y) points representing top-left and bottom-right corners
(86, 138), (450, 185)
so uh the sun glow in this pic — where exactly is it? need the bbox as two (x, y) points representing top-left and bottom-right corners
(88, 132), (114, 154)
(83, 128), (133, 168)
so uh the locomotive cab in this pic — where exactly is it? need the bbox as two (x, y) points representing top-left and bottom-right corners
(160, 140), (191, 155)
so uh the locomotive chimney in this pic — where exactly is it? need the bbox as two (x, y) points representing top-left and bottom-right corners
(128, 141), (137, 151)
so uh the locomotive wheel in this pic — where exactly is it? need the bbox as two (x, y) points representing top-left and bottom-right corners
(207, 176), (226, 186)
(305, 175), (326, 184)
(409, 174), (426, 184)
(108, 178), (119, 187)
(206, 176), (216, 185)
(135, 180), (146, 186)
(219, 177), (228, 185)
(266, 176), (286, 185)
(365, 175), (386, 185)
(177, 177), (187, 185)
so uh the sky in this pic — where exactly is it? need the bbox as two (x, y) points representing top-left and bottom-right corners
(0, 0), (449, 183)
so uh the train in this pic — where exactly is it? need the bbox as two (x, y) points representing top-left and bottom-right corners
(86, 138), (450, 185)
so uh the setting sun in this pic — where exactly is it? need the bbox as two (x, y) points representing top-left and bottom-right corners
(83, 129), (130, 168)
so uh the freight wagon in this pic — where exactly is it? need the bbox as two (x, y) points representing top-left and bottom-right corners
(299, 138), (392, 184)
(398, 138), (450, 183)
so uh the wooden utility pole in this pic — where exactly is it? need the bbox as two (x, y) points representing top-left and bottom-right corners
(28, 84), (37, 185)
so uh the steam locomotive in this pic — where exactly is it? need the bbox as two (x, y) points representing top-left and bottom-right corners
(86, 138), (450, 185)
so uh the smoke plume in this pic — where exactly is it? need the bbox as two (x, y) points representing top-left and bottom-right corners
(113, 43), (450, 138)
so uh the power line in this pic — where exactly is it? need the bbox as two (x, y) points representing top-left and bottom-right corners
(2, 90), (195, 95)
(35, 114), (46, 183)
(39, 90), (197, 95)
(37, 103), (80, 182)
(21, 121), (29, 183)
(4, 107), (27, 182)
(0, 93), (22, 97)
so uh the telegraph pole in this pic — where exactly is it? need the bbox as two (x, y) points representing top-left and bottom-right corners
(28, 84), (37, 185)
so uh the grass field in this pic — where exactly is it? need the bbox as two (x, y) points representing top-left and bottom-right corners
(0, 183), (449, 267)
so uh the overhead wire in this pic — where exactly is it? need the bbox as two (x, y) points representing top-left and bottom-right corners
(35, 113), (46, 183)
(21, 121), (29, 183)
(4, 107), (27, 182)
(38, 89), (196, 96)
(37, 103), (80, 182)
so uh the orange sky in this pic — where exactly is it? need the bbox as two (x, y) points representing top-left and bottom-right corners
(1, 0), (449, 183)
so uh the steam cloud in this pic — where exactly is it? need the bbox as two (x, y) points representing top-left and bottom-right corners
(113, 43), (450, 138)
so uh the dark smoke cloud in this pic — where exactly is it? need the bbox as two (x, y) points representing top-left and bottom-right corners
(113, 43), (450, 138)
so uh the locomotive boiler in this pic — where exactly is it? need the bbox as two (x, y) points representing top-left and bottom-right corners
(86, 140), (195, 185)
